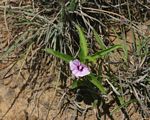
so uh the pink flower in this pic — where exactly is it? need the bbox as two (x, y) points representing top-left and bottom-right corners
(69, 59), (90, 78)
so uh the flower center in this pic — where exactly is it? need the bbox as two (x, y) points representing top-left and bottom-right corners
(77, 65), (84, 71)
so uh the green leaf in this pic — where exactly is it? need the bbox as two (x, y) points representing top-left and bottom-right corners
(88, 74), (106, 94)
(85, 56), (96, 63)
(76, 25), (88, 62)
(93, 30), (106, 50)
(89, 45), (122, 60)
(70, 80), (83, 89)
(70, 80), (78, 89)
(44, 48), (73, 63)
(68, 0), (77, 11)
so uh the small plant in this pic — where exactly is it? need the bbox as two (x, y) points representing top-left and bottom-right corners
(44, 25), (123, 95)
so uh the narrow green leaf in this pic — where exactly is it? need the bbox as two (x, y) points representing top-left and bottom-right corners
(68, 0), (76, 11)
(44, 48), (73, 63)
(90, 45), (122, 60)
(70, 80), (78, 89)
(76, 25), (88, 62)
(93, 30), (106, 50)
(88, 74), (106, 94)
(70, 80), (83, 89)
(85, 56), (96, 63)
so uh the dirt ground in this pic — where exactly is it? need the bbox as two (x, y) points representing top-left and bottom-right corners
(0, 66), (143, 120)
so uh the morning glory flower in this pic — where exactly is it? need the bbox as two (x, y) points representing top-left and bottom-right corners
(69, 59), (90, 78)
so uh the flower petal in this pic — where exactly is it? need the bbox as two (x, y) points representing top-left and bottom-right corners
(72, 59), (80, 66)
(69, 59), (80, 71)
(69, 61), (76, 71)
(72, 69), (80, 77)
(72, 66), (90, 77)
(77, 67), (90, 77)
(69, 59), (90, 78)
